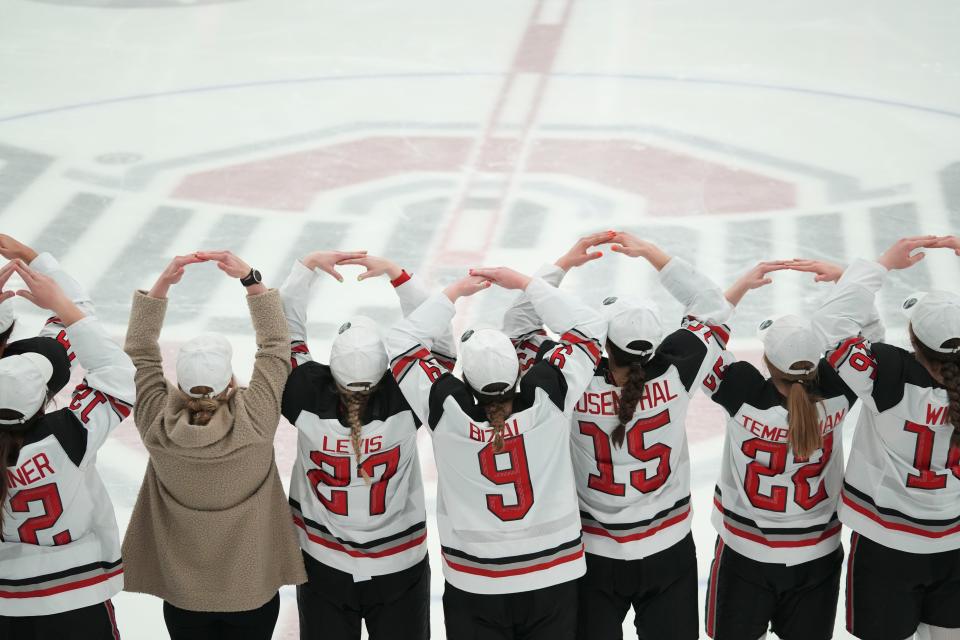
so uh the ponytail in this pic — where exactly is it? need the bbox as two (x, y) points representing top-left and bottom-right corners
(340, 388), (373, 483)
(182, 381), (235, 426)
(765, 357), (822, 460)
(613, 364), (647, 449)
(942, 359), (960, 448)
(0, 408), (40, 530)
(606, 340), (651, 449)
(913, 332), (960, 448)
(484, 399), (513, 453)
(786, 381), (822, 459)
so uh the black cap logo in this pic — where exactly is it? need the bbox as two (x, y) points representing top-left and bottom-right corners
(903, 297), (918, 310)
(461, 329), (474, 342)
(338, 322), (351, 334)
(602, 296), (618, 306)
(759, 319), (773, 331)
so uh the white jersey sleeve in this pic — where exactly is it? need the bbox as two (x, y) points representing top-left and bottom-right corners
(63, 317), (136, 464)
(658, 257), (734, 324)
(31, 252), (95, 367)
(391, 271), (456, 370)
(525, 277), (606, 413)
(813, 258), (887, 350)
(279, 260), (318, 368)
(502, 263), (566, 374)
(385, 292), (458, 429)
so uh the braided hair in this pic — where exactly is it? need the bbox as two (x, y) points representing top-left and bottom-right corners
(607, 340), (652, 449)
(340, 387), (374, 483)
(0, 408), (43, 528)
(911, 329), (960, 448)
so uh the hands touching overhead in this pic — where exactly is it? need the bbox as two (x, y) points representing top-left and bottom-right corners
(0, 259), (83, 325)
(148, 251), (264, 299)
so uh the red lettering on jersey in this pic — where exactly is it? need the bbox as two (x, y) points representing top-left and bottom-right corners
(469, 419), (521, 442)
(818, 409), (846, 434)
(636, 381), (678, 412)
(926, 404), (949, 426)
(576, 392), (619, 416)
(6, 454), (55, 488)
(742, 416), (789, 443)
(364, 435), (383, 454)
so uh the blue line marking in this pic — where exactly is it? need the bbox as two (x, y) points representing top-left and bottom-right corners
(1, 71), (958, 124)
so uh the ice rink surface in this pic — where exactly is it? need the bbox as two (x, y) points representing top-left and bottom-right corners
(2, 0), (960, 637)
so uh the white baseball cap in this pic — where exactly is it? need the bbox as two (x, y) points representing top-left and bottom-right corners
(759, 315), (819, 376)
(0, 298), (15, 334)
(602, 296), (664, 357)
(176, 333), (234, 398)
(0, 353), (53, 426)
(460, 328), (519, 396)
(902, 291), (960, 354)
(330, 316), (388, 390)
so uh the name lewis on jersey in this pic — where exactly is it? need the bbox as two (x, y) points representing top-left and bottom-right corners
(575, 380), (678, 416)
(320, 434), (383, 455)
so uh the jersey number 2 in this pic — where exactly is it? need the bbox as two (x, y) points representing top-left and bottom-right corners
(307, 446), (401, 516)
(741, 432), (834, 512)
(8, 484), (71, 545)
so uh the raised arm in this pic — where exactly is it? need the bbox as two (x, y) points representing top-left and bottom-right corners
(9, 260), (134, 462)
(385, 275), (489, 427)
(474, 267), (606, 413)
(279, 250), (367, 367)
(198, 251), (290, 438)
(339, 254), (458, 370)
(612, 231), (743, 322)
(125, 254), (205, 434)
(503, 231), (613, 373)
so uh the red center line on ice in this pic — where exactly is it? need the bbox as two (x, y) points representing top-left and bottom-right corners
(427, 0), (575, 284)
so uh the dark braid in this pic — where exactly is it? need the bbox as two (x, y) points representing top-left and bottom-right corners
(911, 331), (960, 448)
(607, 340), (651, 449)
(0, 408), (41, 529)
(484, 399), (513, 453)
(613, 364), (646, 448)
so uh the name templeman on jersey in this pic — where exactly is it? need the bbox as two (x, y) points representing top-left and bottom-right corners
(0, 312), (134, 616)
(504, 258), (734, 561)
(279, 261), (455, 577)
(386, 278), (606, 595)
(825, 261), (960, 554)
(707, 259), (886, 566)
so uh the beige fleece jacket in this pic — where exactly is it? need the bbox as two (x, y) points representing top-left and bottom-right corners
(121, 288), (306, 612)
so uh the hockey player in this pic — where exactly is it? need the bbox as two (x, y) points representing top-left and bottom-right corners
(386, 266), (605, 640)
(702, 240), (905, 640)
(121, 251), (306, 640)
(503, 231), (783, 640)
(0, 259), (135, 639)
(816, 235), (960, 640)
(280, 251), (454, 640)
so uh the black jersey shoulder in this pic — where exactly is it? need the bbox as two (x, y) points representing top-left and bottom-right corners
(3, 336), (72, 396)
(711, 361), (781, 416)
(21, 408), (88, 467)
(870, 342), (935, 413)
(650, 327), (710, 391)
(814, 357), (857, 406)
(282, 362), (414, 427)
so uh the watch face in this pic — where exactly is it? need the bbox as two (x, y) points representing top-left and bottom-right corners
(252, 269), (262, 283)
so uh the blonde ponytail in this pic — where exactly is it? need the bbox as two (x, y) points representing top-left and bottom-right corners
(340, 388), (373, 483)
(765, 357), (822, 459)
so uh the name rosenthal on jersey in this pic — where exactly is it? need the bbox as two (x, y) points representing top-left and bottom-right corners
(709, 358), (856, 565)
(828, 337), (960, 553)
(387, 279), (607, 595)
(0, 316), (135, 616)
(571, 317), (730, 560)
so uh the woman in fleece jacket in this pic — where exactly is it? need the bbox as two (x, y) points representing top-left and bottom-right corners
(121, 251), (305, 640)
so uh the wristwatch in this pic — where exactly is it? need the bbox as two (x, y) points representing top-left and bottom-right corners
(240, 268), (262, 287)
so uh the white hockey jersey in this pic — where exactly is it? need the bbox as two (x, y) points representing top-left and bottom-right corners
(0, 315), (135, 616)
(825, 261), (960, 554)
(707, 260), (885, 565)
(504, 258), (733, 560)
(280, 263), (453, 577)
(386, 278), (606, 595)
